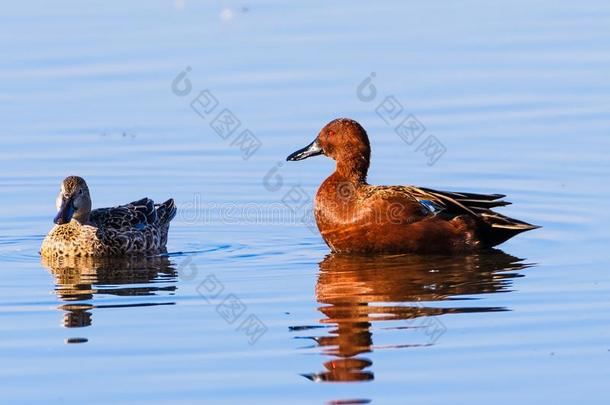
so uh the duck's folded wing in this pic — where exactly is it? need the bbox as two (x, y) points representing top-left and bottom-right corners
(89, 198), (158, 230)
(415, 187), (510, 216)
(412, 186), (538, 231)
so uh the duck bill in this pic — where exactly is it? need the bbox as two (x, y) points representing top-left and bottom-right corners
(54, 197), (75, 225)
(286, 139), (324, 161)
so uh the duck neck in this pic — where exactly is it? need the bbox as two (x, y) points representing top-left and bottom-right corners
(72, 193), (92, 225)
(73, 199), (92, 224)
(73, 211), (90, 224)
(336, 156), (369, 184)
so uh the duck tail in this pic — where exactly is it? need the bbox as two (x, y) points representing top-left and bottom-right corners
(156, 199), (176, 247)
(156, 198), (177, 227)
(414, 187), (540, 247)
(478, 211), (540, 247)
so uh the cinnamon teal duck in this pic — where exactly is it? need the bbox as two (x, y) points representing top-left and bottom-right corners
(287, 118), (539, 254)
(41, 176), (176, 257)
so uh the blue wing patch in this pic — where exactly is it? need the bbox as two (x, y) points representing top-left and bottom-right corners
(419, 199), (442, 215)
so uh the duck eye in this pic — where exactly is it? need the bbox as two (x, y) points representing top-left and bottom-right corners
(328, 130), (335, 137)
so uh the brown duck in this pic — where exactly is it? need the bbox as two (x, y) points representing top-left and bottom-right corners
(287, 118), (539, 254)
(41, 176), (176, 257)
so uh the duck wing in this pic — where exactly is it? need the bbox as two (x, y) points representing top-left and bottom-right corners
(89, 198), (160, 231)
(408, 186), (540, 246)
(414, 187), (511, 216)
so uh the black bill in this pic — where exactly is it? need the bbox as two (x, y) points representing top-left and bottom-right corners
(286, 139), (324, 161)
(54, 197), (75, 225)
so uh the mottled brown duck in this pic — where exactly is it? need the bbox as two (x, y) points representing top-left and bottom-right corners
(41, 176), (176, 257)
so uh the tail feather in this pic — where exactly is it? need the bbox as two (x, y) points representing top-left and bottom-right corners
(413, 186), (539, 247)
(155, 199), (176, 247)
(479, 211), (540, 247)
(156, 198), (177, 226)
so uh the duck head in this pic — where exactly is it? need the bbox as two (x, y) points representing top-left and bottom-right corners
(54, 176), (92, 225)
(287, 118), (371, 180)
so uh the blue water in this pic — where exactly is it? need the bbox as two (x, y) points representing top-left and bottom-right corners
(2, 1), (610, 403)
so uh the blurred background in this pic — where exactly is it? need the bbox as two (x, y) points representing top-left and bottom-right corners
(1, 1), (609, 403)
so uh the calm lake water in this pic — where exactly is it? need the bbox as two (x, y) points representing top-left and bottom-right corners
(2, 1), (610, 403)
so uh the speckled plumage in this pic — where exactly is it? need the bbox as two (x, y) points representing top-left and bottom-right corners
(41, 176), (176, 257)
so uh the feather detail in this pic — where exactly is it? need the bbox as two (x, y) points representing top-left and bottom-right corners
(42, 197), (176, 257)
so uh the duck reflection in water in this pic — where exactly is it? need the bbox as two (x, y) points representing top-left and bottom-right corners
(295, 250), (532, 382)
(41, 255), (177, 329)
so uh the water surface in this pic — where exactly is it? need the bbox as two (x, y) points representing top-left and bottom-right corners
(1, 1), (610, 403)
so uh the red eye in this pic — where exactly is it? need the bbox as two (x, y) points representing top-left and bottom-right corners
(328, 130), (335, 137)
